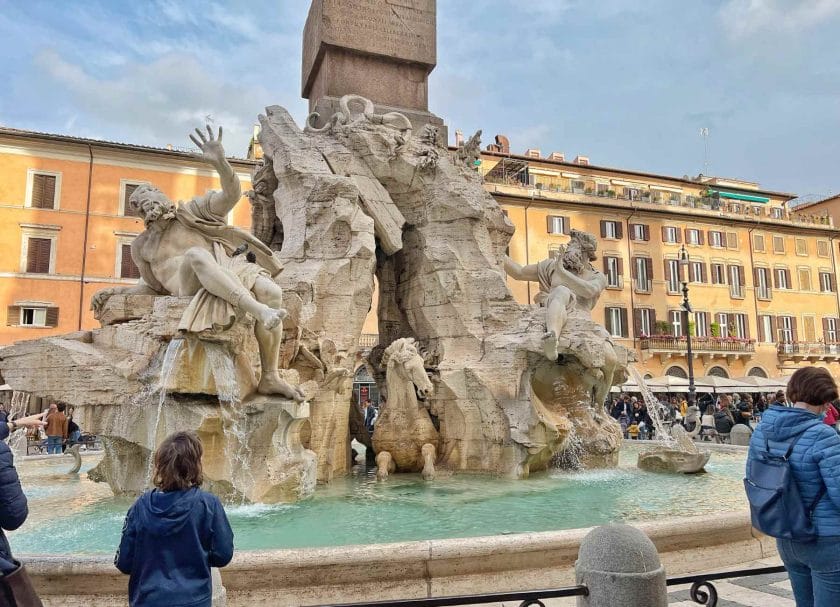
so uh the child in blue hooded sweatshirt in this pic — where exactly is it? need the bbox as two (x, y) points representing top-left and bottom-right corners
(115, 431), (234, 607)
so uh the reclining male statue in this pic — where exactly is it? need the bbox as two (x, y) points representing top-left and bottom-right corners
(91, 125), (303, 401)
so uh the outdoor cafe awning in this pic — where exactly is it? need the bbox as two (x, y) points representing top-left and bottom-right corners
(710, 190), (770, 203)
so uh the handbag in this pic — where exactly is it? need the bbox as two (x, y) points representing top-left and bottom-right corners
(0, 560), (43, 607)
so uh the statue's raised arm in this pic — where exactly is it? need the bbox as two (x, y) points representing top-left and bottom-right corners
(189, 125), (242, 219)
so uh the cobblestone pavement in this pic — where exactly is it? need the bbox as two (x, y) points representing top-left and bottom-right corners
(488, 557), (793, 606)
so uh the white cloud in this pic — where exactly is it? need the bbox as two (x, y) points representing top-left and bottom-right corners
(720, 0), (840, 38)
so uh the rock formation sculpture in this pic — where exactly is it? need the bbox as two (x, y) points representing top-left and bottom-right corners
(637, 425), (710, 474)
(371, 338), (436, 480)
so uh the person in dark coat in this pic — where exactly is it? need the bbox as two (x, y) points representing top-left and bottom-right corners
(0, 412), (47, 572)
(115, 431), (233, 607)
(747, 367), (840, 605)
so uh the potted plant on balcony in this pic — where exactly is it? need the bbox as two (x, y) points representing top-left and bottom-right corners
(710, 322), (721, 337)
(607, 189), (616, 198)
(585, 187), (593, 195)
(654, 320), (671, 336)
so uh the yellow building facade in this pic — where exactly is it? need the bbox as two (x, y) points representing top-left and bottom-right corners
(0, 128), (255, 344)
(485, 147), (840, 380)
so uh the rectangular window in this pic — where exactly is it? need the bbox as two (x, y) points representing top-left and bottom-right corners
(804, 316), (817, 342)
(120, 244), (141, 279)
(690, 261), (704, 283)
(547, 215), (568, 235)
(726, 232), (738, 249)
(773, 235), (785, 254)
(795, 238), (808, 256)
(605, 307), (628, 338)
(771, 207), (784, 219)
(8, 305), (59, 328)
(669, 193), (681, 205)
(760, 315), (773, 344)
(755, 267), (771, 300)
(666, 259), (681, 293)
(820, 272), (835, 293)
(596, 183), (609, 196)
(639, 309), (652, 337)
(711, 263), (726, 285)
(753, 234), (765, 252)
(818, 240), (830, 257)
(717, 313), (729, 336)
(729, 265), (744, 298)
(604, 256), (621, 288)
(123, 183), (143, 218)
(631, 223), (649, 241)
(25, 237), (52, 274)
(708, 231), (724, 248)
(623, 187), (641, 201)
(798, 268), (812, 291)
(775, 268), (789, 289)
(21, 307), (47, 327)
(601, 220), (621, 239)
(694, 311), (708, 337)
(571, 180), (585, 193)
(685, 228), (701, 245)
(670, 310), (683, 337)
(733, 314), (748, 339)
(662, 226), (679, 244)
(633, 257), (652, 292)
(826, 318), (838, 343)
(30, 173), (57, 209)
(780, 316), (794, 343)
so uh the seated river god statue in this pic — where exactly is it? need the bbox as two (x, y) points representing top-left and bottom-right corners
(91, 125), (304, 401)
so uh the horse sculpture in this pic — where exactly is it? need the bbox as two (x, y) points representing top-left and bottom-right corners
(372, 338), (437, 480)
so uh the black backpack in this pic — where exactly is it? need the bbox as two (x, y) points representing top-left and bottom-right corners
(714, 411), (734, 434)
(744, 424), (826, 541)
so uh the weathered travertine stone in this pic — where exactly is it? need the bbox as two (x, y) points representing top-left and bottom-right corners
(637, 448), (711, 474)
(302, 0), (436, 111)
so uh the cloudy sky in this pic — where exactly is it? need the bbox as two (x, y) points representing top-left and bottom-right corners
(1, 0), (839, 200)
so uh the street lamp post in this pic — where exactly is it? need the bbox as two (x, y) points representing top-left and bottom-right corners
(678, 245), (697, 404)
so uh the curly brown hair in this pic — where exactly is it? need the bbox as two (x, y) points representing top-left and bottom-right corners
(153, 431), (204, 492)
(787, 367), (839, 407)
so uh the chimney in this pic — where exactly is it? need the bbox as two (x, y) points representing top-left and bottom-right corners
(454, 129), (464, 147)
(548, 152), (565, 162)
(524, 148), (542, 159)
(485, 134), (511, 154)
(574, 155), (589, 166)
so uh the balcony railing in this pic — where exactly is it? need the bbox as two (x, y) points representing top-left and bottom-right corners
(482, 177), (833, 227)
(641, 336), (755, 353)
(358, 333), (379, 348)
(777, 342), (840, 359)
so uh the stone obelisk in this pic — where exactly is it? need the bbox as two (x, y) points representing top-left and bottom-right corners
(302, 0), (445, 137)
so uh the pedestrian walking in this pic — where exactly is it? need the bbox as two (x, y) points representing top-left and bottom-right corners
(115, 431), (234, 607)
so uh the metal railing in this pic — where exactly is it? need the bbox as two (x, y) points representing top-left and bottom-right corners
(641, 336), (755, 353)
(777, 341), (840, 357)
(358, 334), (380, 348)
(312, 565), (787, 607)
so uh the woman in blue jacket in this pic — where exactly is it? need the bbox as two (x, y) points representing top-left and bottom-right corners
(747, 367), (840, 606)
(115, 431), (234, 607)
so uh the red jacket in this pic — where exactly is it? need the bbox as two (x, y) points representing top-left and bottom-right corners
(824, 404), (838, 427)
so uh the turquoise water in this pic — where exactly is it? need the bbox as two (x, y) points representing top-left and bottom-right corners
(9, 446), (747, 556)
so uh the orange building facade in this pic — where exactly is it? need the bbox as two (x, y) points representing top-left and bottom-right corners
(0, 128), (255, 344)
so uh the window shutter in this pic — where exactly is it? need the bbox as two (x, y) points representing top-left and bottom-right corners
(600, 221), (606, 238)
(661, 226), (668, 242)
(831, 274), (837, 293)
(604, 308), (612, 335)
(124, 184), (141, 217)
(738, 266), (745, 286)
(754, 268), (760, 290)
(120, 244), (141, 279)
(698, 230), (705, 246)
(546, 216), (552, 233)
(769, 316), (777, 343)
(27, 238), (52, 274)
(617, 257), (624, 277)
(615, 222), (623, 239)
(741, 314), (749, 339)
(563, 218), (570, 235)
(823, 317), (830, 339)
(619, 308), (628, 338)
(6, 306), (20, 326)
(650, 308), (657, 329)
(630, 257), (638, 279)
(699, 263), (706, 283)
(683, 228), (690, 243)
(602, 256), (609, 273)
(32, 174), (57, 209)
(791, 317), (798, 342)
(633, 309), (642, 336)
(706, 230), (713, 244)
(675, 228), (682, 243)
(664, 259), (671, 283)
(773, 270), (779, 289)
(45, 307), (59, 328)
(726, 232), (737, 249)
(643, 225), (650, 241)
(726, 265), (733, 285)
(645, 258), (653, 281)
(784, 269), (791, 288)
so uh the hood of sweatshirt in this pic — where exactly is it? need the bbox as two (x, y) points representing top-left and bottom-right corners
(135, 487), (201, 536)
(759, 405), (822, 443)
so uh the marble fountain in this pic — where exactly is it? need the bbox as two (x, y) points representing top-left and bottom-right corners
(0, 99), (755, 606)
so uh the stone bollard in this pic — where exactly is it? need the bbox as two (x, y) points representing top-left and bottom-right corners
(730, 424), (753, 446)
(576, 524), (667, 607)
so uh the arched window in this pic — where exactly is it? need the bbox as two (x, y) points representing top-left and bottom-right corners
(747, 367), (768, 378)
(708, 366), (729, 378)
(644, 373), (653, 380)
(665, 366), (688, 378)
